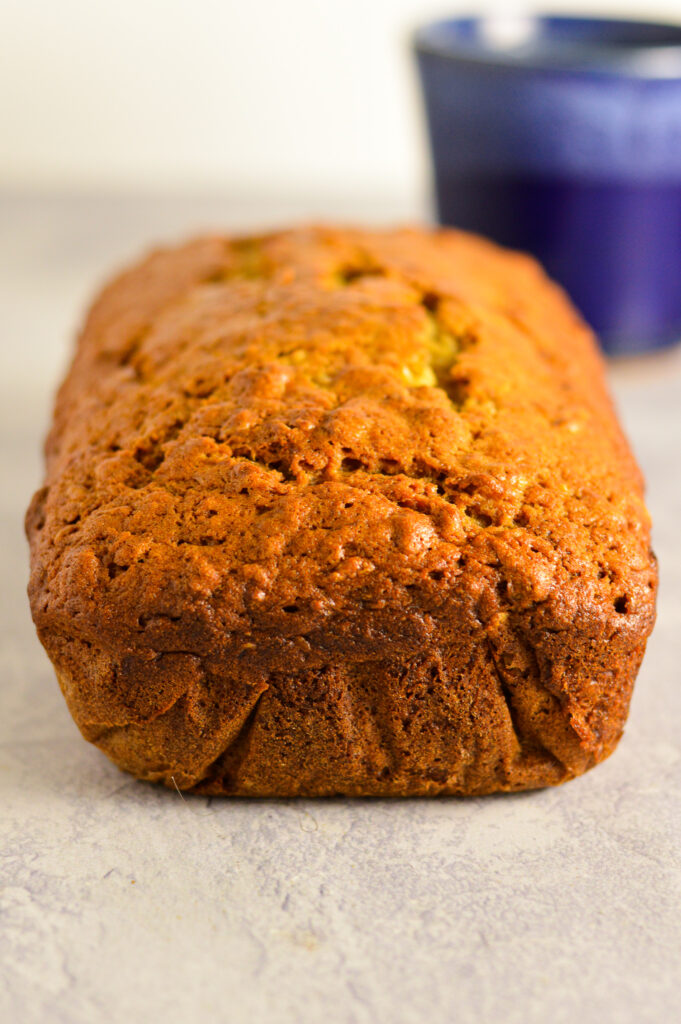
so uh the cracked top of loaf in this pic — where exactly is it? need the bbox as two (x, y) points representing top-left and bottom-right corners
(26, 225), (657, 791)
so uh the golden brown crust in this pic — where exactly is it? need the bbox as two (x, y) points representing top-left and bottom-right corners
(26, 225), (657, 795)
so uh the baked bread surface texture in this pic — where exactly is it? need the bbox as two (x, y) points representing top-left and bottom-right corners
(26, 225), (657, 795)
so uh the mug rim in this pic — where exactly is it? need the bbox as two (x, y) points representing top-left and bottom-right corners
(413, 13), (681, 80)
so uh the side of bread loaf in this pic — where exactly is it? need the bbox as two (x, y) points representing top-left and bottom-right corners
(26, 225), (657, 795)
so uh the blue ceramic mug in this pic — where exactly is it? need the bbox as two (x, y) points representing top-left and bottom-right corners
(414, 15), (681, 355)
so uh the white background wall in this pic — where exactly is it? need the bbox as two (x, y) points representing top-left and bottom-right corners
(2, 0), (680, 198)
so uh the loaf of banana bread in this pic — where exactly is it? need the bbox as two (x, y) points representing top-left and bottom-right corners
(26, 225), (657, 795)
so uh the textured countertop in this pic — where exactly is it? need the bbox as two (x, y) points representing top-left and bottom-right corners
(2, 193), (680, 1024)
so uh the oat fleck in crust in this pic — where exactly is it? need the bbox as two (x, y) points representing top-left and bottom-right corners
(26, 225), (657, 795)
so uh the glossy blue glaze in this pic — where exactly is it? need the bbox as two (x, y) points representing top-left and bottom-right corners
(414, 16), (681, 354)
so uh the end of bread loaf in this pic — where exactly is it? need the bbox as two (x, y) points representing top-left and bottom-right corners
(26, 225), (657, 795)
